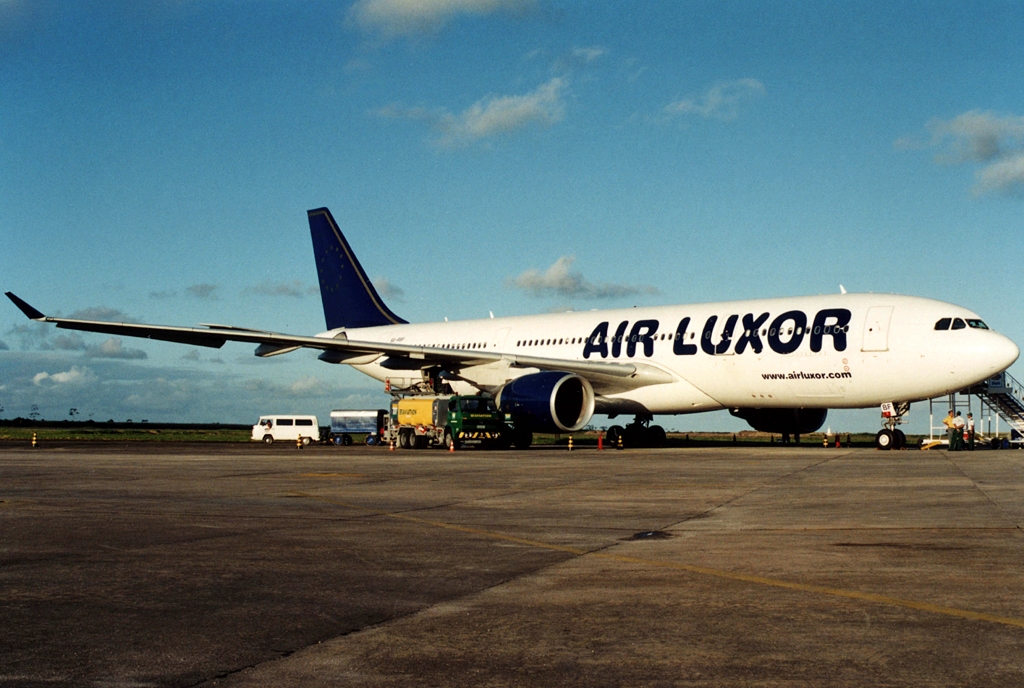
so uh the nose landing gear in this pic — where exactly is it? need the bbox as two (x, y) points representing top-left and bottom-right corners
(875, 402), (909, 450)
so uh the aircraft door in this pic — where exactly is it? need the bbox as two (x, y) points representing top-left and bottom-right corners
(861, 306), (893, 352)
(492, 327), (510, 351)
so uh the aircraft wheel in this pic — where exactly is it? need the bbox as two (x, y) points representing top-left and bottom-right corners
(875, 429), (894, 450)
(606, 425), (624, 447)
(647, 425), (667, 448)
(893, 429), (906, 450)
(622, 425), (643, 448)
(263, 435), (274, 445)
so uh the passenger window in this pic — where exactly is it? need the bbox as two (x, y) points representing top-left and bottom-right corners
(296, 419), (313, 426)
(278, 419), (294, 426)
(934, 318), (951, 331)
(967, 319), (989, 330)
(952, 318), (966, 330)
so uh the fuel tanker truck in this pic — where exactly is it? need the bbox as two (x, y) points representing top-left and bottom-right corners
(384, 395), (527, 450)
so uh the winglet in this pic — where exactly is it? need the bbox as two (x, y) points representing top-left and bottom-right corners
(5, 292), (46, 320)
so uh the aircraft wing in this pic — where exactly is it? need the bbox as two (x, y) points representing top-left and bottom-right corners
(5, 292), (675, 394)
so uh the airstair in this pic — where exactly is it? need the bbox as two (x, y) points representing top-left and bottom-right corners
(923, 371), (1024, 448)
(969, 371), (1024, 438)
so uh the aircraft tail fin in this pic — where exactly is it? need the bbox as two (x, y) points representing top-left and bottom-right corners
(307, 207), (407, 330)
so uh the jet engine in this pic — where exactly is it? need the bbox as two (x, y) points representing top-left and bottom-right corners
(729, 408), (827, 435)
(496, 372), (595, 433)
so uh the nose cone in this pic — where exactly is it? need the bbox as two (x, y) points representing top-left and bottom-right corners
(940, 331), (1020, 392)
(991, 332), (1021, 372)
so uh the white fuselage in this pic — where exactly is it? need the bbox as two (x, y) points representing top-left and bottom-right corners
(316, 293), (1019, 415)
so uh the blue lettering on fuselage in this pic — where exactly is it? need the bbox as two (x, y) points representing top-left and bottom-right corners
(581, 308), (850, 359)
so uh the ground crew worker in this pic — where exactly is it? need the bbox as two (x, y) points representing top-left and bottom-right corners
(967, 413), (975, 451)
(942, 410), (956, 450)
(953, 412), (966, 451)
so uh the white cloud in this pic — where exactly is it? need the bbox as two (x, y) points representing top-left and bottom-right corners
(33, 365), (97, 387)
(187, 283), (219, 300)
(52, 333), (87, 351)
(86, 338), (148, 360)
(6, 322), (51, 349)
(288, 376), (327, 396)
(926, 110), (1024, 163)
(67, 306), (133, 321)
(242, 374), (340, 399)
(373, 277), (405, 301)
(248, 280), (311, 298)
(350, 0), (534, 37)
(973, 152), (1024, 197)
(664, 78), (766, 121)
(509, 256), (660, 300)
(444, 77), (566, 145)
(905, 110), (1024, 197)
(572, 46), (605, 63)
(375, 77), (567, 147)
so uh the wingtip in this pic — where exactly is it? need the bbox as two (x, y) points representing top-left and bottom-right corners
(5, 292), (46, 320)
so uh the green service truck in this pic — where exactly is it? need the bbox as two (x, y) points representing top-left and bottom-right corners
(385, 394), (510, 449)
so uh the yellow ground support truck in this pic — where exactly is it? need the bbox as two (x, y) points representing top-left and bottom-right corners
(385, 395), (509, 449)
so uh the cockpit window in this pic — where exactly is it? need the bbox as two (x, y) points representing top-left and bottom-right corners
(951, 318), (966, 330)
(934, 318), (951, 331)
(967, 319), (989, 330)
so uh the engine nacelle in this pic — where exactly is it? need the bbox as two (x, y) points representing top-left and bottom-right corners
(496, 372), (595, 433)
(730, 408), (827, 435)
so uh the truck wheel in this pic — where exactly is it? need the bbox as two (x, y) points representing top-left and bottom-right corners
(444, 428), (459, 450)
(331, 435), (343, 446)
(263, 435), (274, 445)
(342, 434), (353, 446)
(412, 434), (426, 450)
(301, 436), (313, 446)
(512, 427), (533, 450)
(399, 429), (412, 449)
(365, 434), (377, 446)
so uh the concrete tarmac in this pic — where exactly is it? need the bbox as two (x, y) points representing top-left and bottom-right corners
(2, 441), (1024, 687)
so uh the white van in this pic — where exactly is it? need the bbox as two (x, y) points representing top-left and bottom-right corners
(251, 415), (320, 445)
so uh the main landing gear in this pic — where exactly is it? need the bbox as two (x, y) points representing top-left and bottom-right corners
(606, 414), (666, 449)
(875, 401), (909, 450)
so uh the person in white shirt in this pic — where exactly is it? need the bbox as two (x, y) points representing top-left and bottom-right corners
(952, 412), (966, 451)
(966, 413), (975, 451)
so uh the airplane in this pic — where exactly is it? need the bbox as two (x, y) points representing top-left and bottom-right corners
(6, 207), (1019, 450)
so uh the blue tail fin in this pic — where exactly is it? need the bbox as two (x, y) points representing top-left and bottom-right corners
(307, 207), (407, 329)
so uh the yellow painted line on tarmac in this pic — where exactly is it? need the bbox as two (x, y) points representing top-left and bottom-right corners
(290, 492), (1024, 630)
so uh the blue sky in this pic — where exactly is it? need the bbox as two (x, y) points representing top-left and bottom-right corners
(2, 1), (1023, 433)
